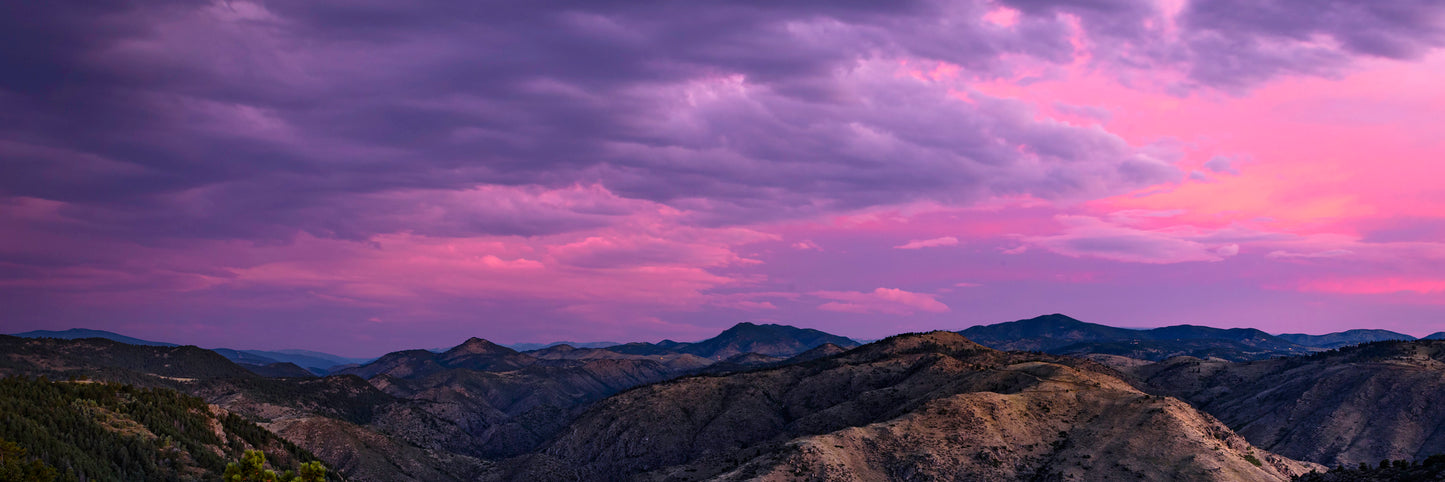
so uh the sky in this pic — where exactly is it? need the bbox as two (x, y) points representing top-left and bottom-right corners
(3, 0), (1445, 356)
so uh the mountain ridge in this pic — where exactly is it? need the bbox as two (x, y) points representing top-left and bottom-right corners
(1277, 329), (1416, 349)
(11, 317), (1445, 481)
(1133, 339), (1445, 466)
(504, 331), (1319, 481)
(958, 314), (1312, 360)
(10, 328), (179, 347)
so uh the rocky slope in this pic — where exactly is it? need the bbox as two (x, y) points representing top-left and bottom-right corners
(783, 343), (848, 364)
(1297, 454), (1445, 481)
(329, 323), (861, 458)
(500, 332), (1319, 481)
(367, 356), (696, 458)
(268, 416), (488, 481)
(1134, 340), (1445, 466)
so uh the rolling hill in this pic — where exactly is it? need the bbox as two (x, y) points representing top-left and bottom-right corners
(1133, 340), (1445, 466)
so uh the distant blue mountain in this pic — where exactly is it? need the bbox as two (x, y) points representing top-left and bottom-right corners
(508, 341), (620, 351)
(209, 348), (373, 375)
(269, 349), (372, 366)
(1277, 329), (1416, 349)
(7, 328), (369, 375)
(1426, 332), (1445, 340)
(10, 328), (177, 347)
(210, 348), (283, 365)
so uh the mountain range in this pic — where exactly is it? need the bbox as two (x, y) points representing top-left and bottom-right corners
(505, 341), (620, 351)
(504, 332), (1316, 480)
(5, 316), (1445, 480)
(9, 328), (371, 375)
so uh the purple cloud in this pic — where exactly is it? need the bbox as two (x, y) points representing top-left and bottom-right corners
(895, 236), (960, 249)
(1025, 215), (1241, 264)
(6, 0), (1438, 244)
(1203, 156), (1241, 175)
(814, 287), (950, 315)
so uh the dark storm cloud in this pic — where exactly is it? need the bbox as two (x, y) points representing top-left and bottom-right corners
(1177, 0), (1445, 88)
(1, 0), (1441, 242)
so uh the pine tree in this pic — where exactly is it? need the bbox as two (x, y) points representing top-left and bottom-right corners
(224, 450), (280, 482)
(223, 450), (327, 482)
(296, 461), (326, 482)
(0, 438), (60, 482)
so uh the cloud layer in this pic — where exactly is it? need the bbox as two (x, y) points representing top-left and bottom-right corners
(4, 0), (1445, 352)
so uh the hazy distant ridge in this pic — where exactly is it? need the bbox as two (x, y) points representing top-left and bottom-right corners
(10, 328), (178, 347)
(9, 328), (370, 374)
(1276, 329), (1415, 349)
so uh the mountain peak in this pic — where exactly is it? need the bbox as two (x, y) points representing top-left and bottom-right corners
(850, 331), (990, 360)
(716, 322), (774, 334)
(958, 314), (1131, 352)
(445, 337), (514, 356)
(1028, 313), (1085, 324)
(687, 322), (859, 359)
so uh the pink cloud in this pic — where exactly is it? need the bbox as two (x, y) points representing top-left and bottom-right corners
(791, 240), (823, 251)
(813, 287), (950, 315)
(1267, 249), (1353, 259)
(0, 184), (781, 326)
(1295, 278), (1445, 296)
(895, 236), (960, 250)
(705, 291), (800, 311)
(1024, 215), (1240, 264)
(981, 6), (1020, 29)
(727, 301), (778, 310)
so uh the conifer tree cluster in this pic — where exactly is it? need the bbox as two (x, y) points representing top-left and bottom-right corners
(223, 450), (326, 482)
(1, 438), (59, 482)
(0, 376), (333, 481)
